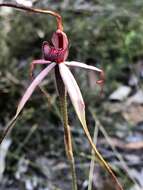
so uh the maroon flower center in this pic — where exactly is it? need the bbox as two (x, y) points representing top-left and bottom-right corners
(43, 31), (68, 64)
(44, 47), (67, 63)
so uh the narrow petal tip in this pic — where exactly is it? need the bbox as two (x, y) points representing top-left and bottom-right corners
(96, 70), (105, 96)
(96, 70), (104, 84)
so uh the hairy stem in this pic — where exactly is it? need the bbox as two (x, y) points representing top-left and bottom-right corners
(55, 66), (78, 190)
(0, 3), (63, 31)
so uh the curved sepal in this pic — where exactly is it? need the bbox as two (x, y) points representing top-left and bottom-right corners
(0, 63), (56, 144)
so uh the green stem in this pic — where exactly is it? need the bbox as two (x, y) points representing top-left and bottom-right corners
(88, 125), (99, 190)
(55, 66), (78, 190)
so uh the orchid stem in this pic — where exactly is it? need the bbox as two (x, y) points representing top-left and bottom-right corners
(0, 3), (63, 31)
(55, 66), (78, 190)
(60, 97), (78, 190)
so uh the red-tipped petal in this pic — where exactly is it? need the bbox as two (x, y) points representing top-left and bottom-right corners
(65, 61), (104, 95)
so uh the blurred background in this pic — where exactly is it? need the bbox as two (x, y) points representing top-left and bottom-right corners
(0, 0), (143, 190)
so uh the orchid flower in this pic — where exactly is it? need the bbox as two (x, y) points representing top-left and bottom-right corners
(0, 3), (123, 190)
(29, 29), (104, 126)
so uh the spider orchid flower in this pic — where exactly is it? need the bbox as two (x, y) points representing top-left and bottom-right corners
(0, 3), (104, 138)
(15, 29), (104, 128)
(0, 29), (105, 148)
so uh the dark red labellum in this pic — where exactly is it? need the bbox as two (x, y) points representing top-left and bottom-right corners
(42, 30), (69, 64)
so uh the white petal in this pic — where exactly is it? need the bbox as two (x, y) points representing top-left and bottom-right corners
(59, 63), (86, 126)
(16, 62), (56, 117)
(0, 63), (56, 144)
(65, 61), (102, 72)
